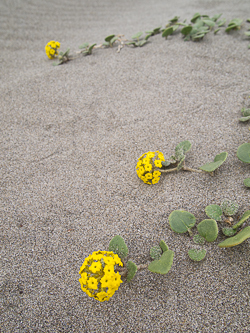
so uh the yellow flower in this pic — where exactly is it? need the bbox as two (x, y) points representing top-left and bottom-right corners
(45, 40), (60, 59)
(154, 160), (162, 168)
(152, 177), (160, 184)
(104, 264), (115, 275)
(147, 152), (155, 158)
(79, 272), (88, 284)
(139, 166), (145, 174)
(95, 291), (110, 302)
(103, 256), (115, 265)
(136, 161), (142, 167)
(153, 170), (161, 178)
(89, 261), (102, 273)
(145, 173), (152, 180)
(144, 164), (152, 172)
(142, 157), (150, 164)
(111, 272), (123, 289)
(158, 152), (165, 161)
(87, 277), (98, 290)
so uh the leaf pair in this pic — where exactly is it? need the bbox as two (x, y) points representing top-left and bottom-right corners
(103, 34), (118, 47)
(79, 43), (96, 55)
(225, 18), (243, 32)
(239, 108), (250, 122)
(127, 32), (148, 47)
(148, 240), (174, 274)
(199, 152), (228, 172)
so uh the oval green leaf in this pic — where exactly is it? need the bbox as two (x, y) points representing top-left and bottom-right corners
(109, 235), (128, 258)
(197, 219), (218, 242)
(193, 234), (206, 245)
(199, 152), (228, 172)
(126, 260), (137, 282)
(222, 227), (237, 237)
(159, 240), (169, 252)
(105, 34), (115, 42)
(218, 226), (250, 247)
(148, 250), (174, 274)
(181, 26), (192, 36)
(237, 143), (250, 163)
(205, 204), (223, 221)
(244, 177), (250, 187)
(175, 140), (192, 154)
(162, 27), (173, 38)
(241, 108), (250, 116)
(169, 210), (196, 233)
(132, 32), (143, 39)
(188, 249), (206, 261)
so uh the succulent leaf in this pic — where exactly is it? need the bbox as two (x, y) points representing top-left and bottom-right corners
(148, 250), (174, 274)
(244, 178), (250, 187)
(218, 226), (250, 247)
(193, 234), (206, 245)
(205, 204), (223, 221)
(126, 261), (137, 282)
(150, 245), (162, 260)
(109, 235), (128, 258)
(169, 210), (196, 233)
(232, 210), (250, 230)
(162, 27), (173, 38)
(181, 26), (192, 36)
(199, 152), (228, 172)
(221, 200), (239, 216)
(197, 219), (218, 242)
(159, 240), (169, 252)
(237, 143), (250, 163)
(188, 249), (206, 261)
(222, 227), (237, 237)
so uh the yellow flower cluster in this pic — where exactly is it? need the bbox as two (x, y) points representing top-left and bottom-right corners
(136, 151), (165, 185)
(79, 250), (123, 302)
(45, 40), (60, 59)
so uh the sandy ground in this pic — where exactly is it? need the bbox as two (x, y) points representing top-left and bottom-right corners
(1, 0), (250, 332)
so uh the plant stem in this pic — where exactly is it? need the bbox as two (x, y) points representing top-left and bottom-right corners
(159, 167), (177, 173)
(183, 166), (203, 173)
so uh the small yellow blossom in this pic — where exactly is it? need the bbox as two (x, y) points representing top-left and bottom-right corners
(88, 277), (98, 290)
(153, 170), (161, 178)
(144, 164), (152, 172)
(152, 177), (160, 184)
(89, 261), (102, 273)
(154, 160), (162, 168)
(145, 173), (152, 180)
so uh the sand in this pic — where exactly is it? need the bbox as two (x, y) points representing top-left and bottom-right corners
(1, 0), (250, 332)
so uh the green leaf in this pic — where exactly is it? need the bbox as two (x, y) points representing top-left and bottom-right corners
(145, 34), (152, 40)
(244, 177), (250, 187)
(172, 25), (179, 32)
(228, 18), (243, 27)
(88, 44), (96, 52)
(159, 240), (169, 252)
(126, 41), (137, 46)
(239, 116), (250, 122)
(175, 146), (184, 161)
(110, 36), (118, 44)
(162, 27), (173, 38)
(237, 143), (250, 163)
(126, 261), (137, 282)
(214, 28), (220, 34)
(217, 18), (227, 27)
(199, 152), (228, 172)
(222, 227), (237, 237)
(188, 249), (206, 261)
(245, 31), (250, 37)
(161, 160), (171, 167)
(241, 108), (250, 116)
(221, 200), (239, 216)
(205, 204), (223, 221)
(105, 34), (116, 42)
(169, 16), (179, 24)
(177, 157), (185, 172)
(191, 13), (201, 23)
(109, 235), (128, 258)
(192, 33), (205, 41)
(102, 41), (110, 46)
(193, 234), (206, 245)
(203, 19), (215, 28)
(145, 30), (153, 34)
(197, 219), (218, 242)
(232, 210), (250, 230)
(79, 42), (89, 49)
(63, 48), (70, 57)
(175, 140), (192, 154)
(169, 210), (196, 233)
(211, 14), (222, 22)
(247, 18), (250, 23)
(218, 226), (250, 247)
(150, 245), (162, 260)
(181, 26), (192, 36)
(138, 40), (147, 47)
(131, 32), (143, 39)
(148, 250), (174, 274)
(153, 27), (162, 34)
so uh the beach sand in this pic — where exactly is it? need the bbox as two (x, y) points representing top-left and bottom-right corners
(1, 0), (250, 332)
